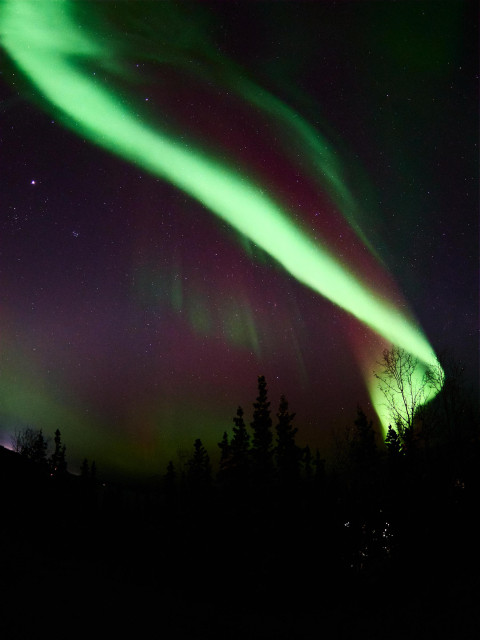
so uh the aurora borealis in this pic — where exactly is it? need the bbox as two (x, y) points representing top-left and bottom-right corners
(0, 1), (477, 477)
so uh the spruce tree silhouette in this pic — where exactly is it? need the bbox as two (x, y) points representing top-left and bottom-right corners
(275, 394), (301, 487)
(50, 429), (67, 476)
(250, 375), (273, 486)
(186, 438), (212, 498)
(32, 429), (48, 466)
(385, 424), (402, 458)
(349, 406), (378, 479)
(217, 431), (231, 482)
(230, 406), (251, 485)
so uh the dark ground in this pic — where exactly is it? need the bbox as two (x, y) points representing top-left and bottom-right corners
(1, 442), (479, 639)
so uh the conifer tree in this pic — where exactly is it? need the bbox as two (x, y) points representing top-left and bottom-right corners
(50, 429), (67, 476)
(217, 431), (231, 482)
(186, 439), (212, 494)
(230, 406), (250, 471)
(275, 394), (301, 486)
(218, 431), (230, 465)
(216, 406), (251, 494)
(32, 429), (48, 465)
(385, 424), (402, 458)
(250, 375), (273, 483)
(349, 406), (377, 474)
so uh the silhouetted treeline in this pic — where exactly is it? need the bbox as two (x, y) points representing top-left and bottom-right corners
(0, 371), (478, 639)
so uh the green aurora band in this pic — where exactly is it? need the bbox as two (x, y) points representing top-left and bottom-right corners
(0, 0), (442, 433)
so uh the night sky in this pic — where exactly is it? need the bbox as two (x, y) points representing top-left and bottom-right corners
(0, 1), (477, 478)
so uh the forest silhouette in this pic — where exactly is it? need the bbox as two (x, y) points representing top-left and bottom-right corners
(1, 352), (478, 639)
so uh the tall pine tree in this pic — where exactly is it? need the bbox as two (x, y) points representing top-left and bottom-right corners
(231, 406), (250, 475)
(217, 406), (251, 494)
(186, 438), (212, 497)
(385, 424), (402, 458)
(349, 406), (377, 475)
(275, 395), (301, 487)
(50, 429), (67, 476)
(250, 375), (273, 484)
(217, 431), (231, 482)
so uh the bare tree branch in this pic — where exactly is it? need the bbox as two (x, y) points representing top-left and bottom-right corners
(375, 346), (434, 447)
